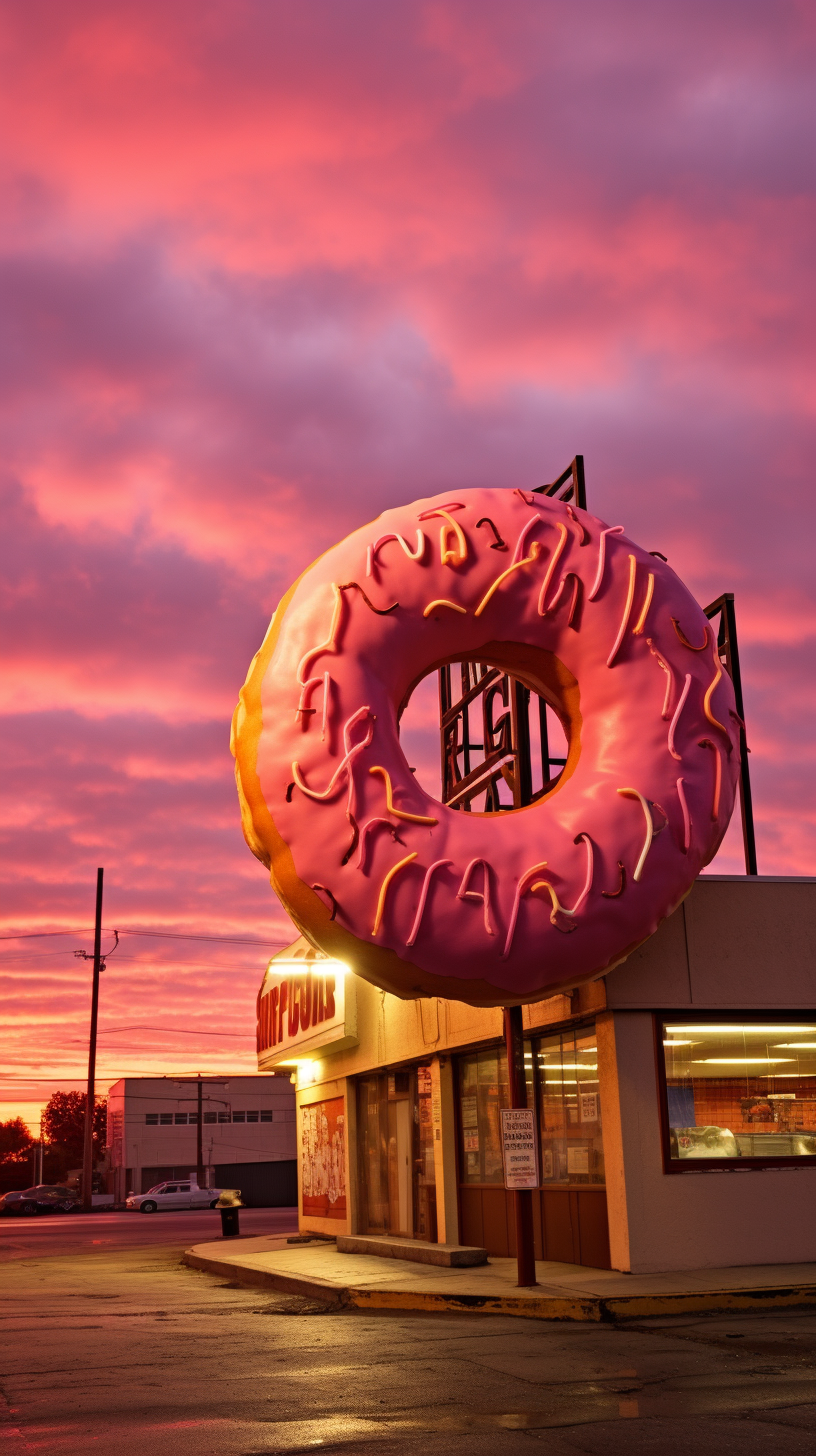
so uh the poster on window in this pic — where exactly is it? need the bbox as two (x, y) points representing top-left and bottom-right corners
(461, 1096), (478, 1129)
(566, 1145), (590, 1176)
(301, 1097), (346, 1220)
(500, 1108), (540, 1190)
(579, 1093), (598, 1124)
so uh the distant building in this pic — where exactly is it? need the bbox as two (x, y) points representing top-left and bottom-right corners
(106, 1075), (296, 1206)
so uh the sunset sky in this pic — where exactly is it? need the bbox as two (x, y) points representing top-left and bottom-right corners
(2, 1), (814, 1132)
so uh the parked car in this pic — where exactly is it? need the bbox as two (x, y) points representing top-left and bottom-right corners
(0, 1185), (80, 1215)
(125, 1181), (227, 1213)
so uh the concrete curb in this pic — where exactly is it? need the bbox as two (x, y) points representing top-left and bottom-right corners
(181, 1248), (816, 1322)
(183, 1250), (350, 1303)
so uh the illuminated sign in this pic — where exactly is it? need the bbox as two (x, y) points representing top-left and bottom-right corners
(256, 943), (357, 1069)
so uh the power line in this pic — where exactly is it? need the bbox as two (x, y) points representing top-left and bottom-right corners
(0, 954), (274, 971)
(87, 1026), (250, 1038)
(0, 1069), (264, 1082)
(117, 930), (290, 948)
(0, 928), (291, 947)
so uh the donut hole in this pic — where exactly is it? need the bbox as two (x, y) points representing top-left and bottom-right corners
(397, 643), (580, 816)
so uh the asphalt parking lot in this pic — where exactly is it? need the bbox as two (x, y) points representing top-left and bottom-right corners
(3, 1212), (816, 1455)
(0, 1204), (297, 1260)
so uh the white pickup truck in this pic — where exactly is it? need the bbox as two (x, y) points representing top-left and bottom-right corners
(125, 1181), (227, 1213)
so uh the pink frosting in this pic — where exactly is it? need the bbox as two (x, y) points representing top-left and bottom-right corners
(253, 488), (739, 1001)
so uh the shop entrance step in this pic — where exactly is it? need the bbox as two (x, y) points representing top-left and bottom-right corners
(336, 1233), (488, 1267)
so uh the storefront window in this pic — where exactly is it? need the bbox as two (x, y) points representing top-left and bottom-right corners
(457, 1027), (603, 1187)
(661, 1019), (816, 1163)
(537, 1027), (604, 1186)
(458, 1049), (513, 1184)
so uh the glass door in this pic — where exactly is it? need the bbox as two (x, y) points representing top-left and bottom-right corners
(386, 1073), (413, 1235)
(356, 1065), (438, 1240)
(357, 1074), (389, 1232)
(414, 1065), (437, 1242)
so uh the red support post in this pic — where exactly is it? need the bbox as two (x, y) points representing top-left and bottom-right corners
(503, 1005), (537, 1287)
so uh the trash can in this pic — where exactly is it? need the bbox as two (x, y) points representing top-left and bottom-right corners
(216, 1189), (243, 1238)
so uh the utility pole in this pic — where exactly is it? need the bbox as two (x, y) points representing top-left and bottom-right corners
(37, 1120), (44, 1185)
(81, 869), (104, 1212)
(196, 1076), (204, 1188)
(174, 1078), (229, 1186)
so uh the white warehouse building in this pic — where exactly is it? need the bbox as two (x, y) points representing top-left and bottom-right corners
(106, 1074), (297, 1205)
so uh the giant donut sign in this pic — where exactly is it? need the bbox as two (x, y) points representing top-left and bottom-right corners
(231, 488), (739, 1007)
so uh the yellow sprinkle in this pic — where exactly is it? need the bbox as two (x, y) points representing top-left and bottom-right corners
(474, 542), (542, 617)
(530, 880), (573, 925)
(372, 853), (418, 935)
(423, 599), (467, 617)
(632, 571), (654, 636)
(297, 583), (344, 685)
(704, 636), (731, 741)
(435, 511), (468, 566)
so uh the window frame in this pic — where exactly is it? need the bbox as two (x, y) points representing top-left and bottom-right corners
(654, 1011), (816, 1174)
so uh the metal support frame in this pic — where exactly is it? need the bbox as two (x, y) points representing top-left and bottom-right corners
(532, 453), (587, 509)
(437, 458), (757, 871)
(703, 593), (758, 875)
(438, 662), (566, 811)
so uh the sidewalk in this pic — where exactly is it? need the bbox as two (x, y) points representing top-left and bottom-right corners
(182, 1235), (816, 1322)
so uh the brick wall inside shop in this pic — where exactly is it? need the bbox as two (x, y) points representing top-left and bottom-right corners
(678, 1078), (816, 1133)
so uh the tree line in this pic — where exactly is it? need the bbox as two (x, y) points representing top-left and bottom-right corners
(0, 1092), (107, 1191)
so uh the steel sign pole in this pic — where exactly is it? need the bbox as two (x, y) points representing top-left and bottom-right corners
(503, 1005), (537, 1287)
(81, 868), (104, 1212)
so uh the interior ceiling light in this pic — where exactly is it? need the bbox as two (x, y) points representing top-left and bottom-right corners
(667, 1025), (816, 1036)
(694, 1057), (795, 1065)
(774, 1043), (816, 1049)
(543, 1078), (599, 1085)
(663, 1040), (697, 1046)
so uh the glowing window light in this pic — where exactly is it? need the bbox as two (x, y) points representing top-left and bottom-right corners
(264, 957), (349, 979)
(548, 1063), (598, 1071)
(543, 1078), (599, 1085)
(693, 1058), (795, 1065)
(667, 1025), (816, 1036)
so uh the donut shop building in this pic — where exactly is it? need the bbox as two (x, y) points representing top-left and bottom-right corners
(258, 875), (816, 1274)
(238, 474), (816, 1274)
